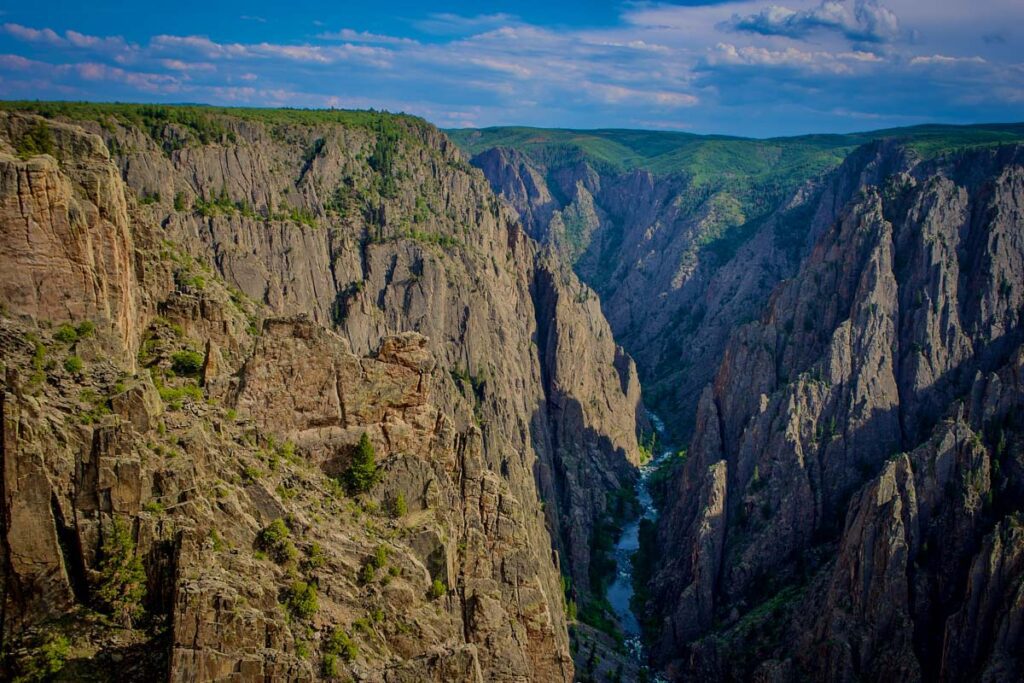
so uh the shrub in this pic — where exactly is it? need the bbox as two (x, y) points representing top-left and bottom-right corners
(15, 633), (71, 681)
(303, 542), (326, 570)
(371, 545), (389, 570)
(257, 518), (298, 564)
(322, 653), (339, 677)
(63, 355), (84, 373)
(97, 518), (147, 627)
(343, 433), (381, 494)
(324, 627), (358, 661)
(54, 324), (78, 343)
(176, 272), (206, 290)
(76, 320), (95, 337)
(170, 349), (205, 376)
(285, 580), (318, 619)
(143, 500), (164, 514)
(156, 380), (203, 409)
(428, 578), (446, 600)
(391, 493), (407, 518)
(16, 120), (55, 159)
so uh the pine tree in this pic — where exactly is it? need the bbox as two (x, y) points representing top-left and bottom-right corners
(97, 518), (147, 627)
(344, 433), (380, 494)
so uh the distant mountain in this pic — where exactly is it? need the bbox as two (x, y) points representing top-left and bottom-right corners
(448, 123), (1024, 176)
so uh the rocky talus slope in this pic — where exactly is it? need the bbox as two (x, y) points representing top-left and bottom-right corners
(647, 142), (1024, 681)
(0, 107), (643, 681)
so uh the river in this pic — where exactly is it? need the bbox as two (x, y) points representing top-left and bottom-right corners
(606, 413), (674, 663)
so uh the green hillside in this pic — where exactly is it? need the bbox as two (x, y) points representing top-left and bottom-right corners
(447, 122), (1024, 184)
(0, 101), (431, 146)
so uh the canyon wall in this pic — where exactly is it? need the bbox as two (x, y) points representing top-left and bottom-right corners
(0, 107), (642, 681)
(647, 142), (1024, 681)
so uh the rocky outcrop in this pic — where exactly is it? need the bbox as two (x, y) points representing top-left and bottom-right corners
(531, 255), (644, 593)
(648, 142), (1024, 680)
(0, 107), (643, 681)
(0, 117), (146, 360)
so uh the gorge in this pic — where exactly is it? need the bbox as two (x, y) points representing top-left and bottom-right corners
(1, 103), (1023, 683)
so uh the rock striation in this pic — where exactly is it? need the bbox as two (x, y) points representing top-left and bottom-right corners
(0, 106), (643, 681)
(647, 142), (1024, 681)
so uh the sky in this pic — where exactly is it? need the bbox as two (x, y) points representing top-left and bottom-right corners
(0, 0), (1021, 137)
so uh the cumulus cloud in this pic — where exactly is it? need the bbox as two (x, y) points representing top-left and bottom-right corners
(2, 23), (64, 45)
(707, 42), (867, 74)
(151, 34), (393, 67)
(3, 23), (132, 54)
(73, 62), (179, 91)
(160, 58), (215, 72)
(729, 0), (900, 43)
(0, 53), (44, 70)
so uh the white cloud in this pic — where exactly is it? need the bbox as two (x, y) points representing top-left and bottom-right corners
(0, 53), (44, 70)
(707, 42), (868, 74)
(160, 59), (215, 72)
(2, 23), (65, 45)
(317, 28), (417, 45)
(909, 54), (987, 66)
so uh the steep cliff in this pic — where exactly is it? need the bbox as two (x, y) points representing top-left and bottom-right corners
(0, 105), (642, 681)
(457, 125), (1024, 447)
(647, 142), (1024, 681)
(466, 144), (828, 445)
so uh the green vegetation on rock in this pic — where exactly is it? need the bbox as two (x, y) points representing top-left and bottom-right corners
(170, 349), (205, 376)
(285, 580), (318, 620)
(343, 433), (381, 495)
(96, 518), (147, 627)
(14, 119), (55, 160)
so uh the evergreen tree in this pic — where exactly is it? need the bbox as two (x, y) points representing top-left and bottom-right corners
(97, 518), (147, 627)
(344, 433), (380, 494)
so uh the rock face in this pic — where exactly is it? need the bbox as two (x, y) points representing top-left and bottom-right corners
(0, 116), (145, 360)
(469, 145), (830, 443)
(647, 142), (1024, 681)
(0, 107), (642, 681)
(467, 137), (949, 452)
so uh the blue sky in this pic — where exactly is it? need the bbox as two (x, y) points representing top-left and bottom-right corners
(0, 1), (1021, 136)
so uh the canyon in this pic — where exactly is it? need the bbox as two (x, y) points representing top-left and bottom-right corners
(1, 103), (1023, 682)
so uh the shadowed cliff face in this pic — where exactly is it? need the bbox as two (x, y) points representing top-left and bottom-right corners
(0, 108), (642, 681)
(647, 143), (1024, 681)
(467, 138), (971, 452)
(469, 145), (830, 444)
